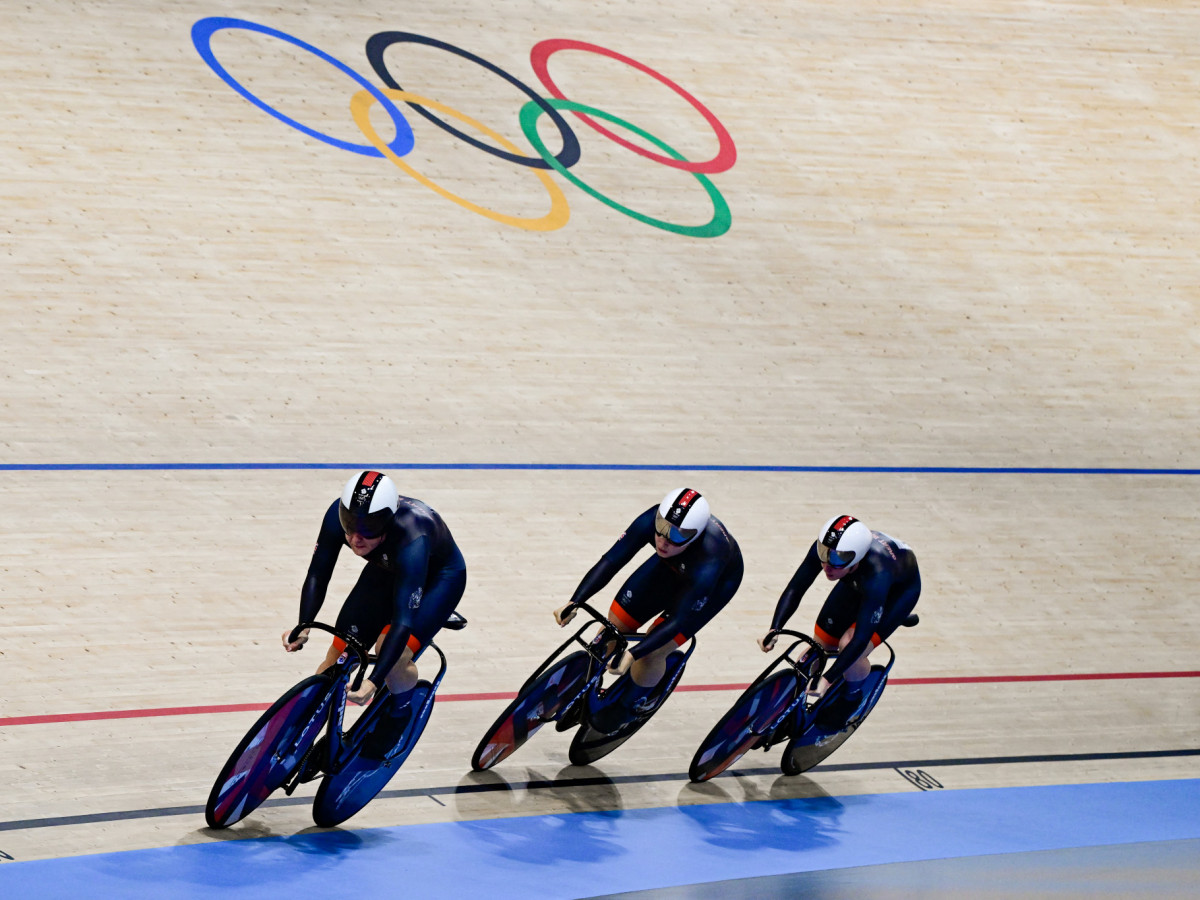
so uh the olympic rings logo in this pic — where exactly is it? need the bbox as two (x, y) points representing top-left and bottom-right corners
(191, 18), (736, 237)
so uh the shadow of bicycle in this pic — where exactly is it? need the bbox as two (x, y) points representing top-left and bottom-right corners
(674, 775), (846, 852)
(451, 765), (626, 864)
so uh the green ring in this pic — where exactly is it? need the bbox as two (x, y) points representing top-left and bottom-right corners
(519, 99), (731, 238)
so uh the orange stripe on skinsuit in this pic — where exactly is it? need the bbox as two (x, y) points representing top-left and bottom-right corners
(813, 622), (840, 648)
(609, 602), (642, 631)
(648, 616), (687, 646)
(331, 624), (395, 656)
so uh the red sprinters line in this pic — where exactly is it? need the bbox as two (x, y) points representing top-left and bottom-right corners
(889, 671), (1200, 685)
(2, 671), (1197, 728)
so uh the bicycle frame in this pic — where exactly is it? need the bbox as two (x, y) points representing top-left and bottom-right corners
(745, 630), (830, 751)
(283, 617), (464, 790)
(766, 631), (899, 749)
(554, 601), (697, 720)
(276, 621), (384, 794)
(515, 601), (629, 708)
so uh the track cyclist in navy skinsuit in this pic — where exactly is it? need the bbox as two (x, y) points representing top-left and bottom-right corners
(281, 471), (467, 749)
(760, 515), (920, 725)
(555, 488), (743, 726)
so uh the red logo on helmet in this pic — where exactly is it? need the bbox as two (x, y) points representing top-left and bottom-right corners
(362, 471), (381, 487)
(678, 489), (699, 508)
(832, 515), (856, 532)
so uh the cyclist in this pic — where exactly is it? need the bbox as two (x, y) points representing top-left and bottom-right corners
(759, 515), (920, 725)
(281, 471), (467, 751)
(555, 488), (743, 730)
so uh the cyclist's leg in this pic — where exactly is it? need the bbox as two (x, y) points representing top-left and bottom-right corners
(321, 565), (392, 674)
(631, 642), (674, 688)
(813, 580), (868, 684)
(836, 570), (923, 681)
(394, 546), (467, 682)
(361, 555), (466, 757)
(317, 641), (343, 674)
(638, 553), (743, 691)
(607, 556), (677, 688)
(865, 571), (922, 655)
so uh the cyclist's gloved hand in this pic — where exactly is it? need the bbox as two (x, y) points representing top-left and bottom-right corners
(608, 648), (634, 677)
(554, 604), (578, 627)
(807, 676), (832, 702)
(283, 627), (310, 652)
(757, 630), (779, 653)
(348, 678), (378, 706)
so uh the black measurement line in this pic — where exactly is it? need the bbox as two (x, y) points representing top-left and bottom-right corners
(2, 747), (1197, 832)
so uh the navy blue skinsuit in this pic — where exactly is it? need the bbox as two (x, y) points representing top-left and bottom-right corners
(298, 496), (466, 687)
(769, 531), (920, 683)
(567, 506), (743, 660)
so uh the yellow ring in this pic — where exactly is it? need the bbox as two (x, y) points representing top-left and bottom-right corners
(350, 88), (570, 232)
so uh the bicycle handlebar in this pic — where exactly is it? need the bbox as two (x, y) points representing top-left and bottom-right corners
(769, 629), (832, 679)
(288, 621), (372, 693)
(571, 600), (631, 650)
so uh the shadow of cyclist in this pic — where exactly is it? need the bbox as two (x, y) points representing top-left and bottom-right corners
(453, 764), (625, 865)
(674, 775), (845, 852)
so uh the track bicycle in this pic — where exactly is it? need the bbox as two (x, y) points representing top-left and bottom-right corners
(205, 613), (465, 828)
(688, 615), (917, 782)
(471, 600), (695, 770)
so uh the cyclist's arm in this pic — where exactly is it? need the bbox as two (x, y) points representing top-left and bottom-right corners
(369, 534), (432, 685)
(769, 544), (821, 632)
(298, 501), (343, 623)
(565, 508), (655, 610)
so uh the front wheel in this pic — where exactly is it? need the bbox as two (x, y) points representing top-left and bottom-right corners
(312, 681), (435, 827)
(780, 666), (889, 776)
(205, 674), (335, 828)
(471, 651), (593, 771)
(688, 670), (799, 783)
(568, 652), (689, 766)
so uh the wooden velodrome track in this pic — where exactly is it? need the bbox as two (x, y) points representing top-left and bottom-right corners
(2, 0), (1198, 895)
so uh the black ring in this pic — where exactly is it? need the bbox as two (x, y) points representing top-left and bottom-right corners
(365, 32), (581, 170)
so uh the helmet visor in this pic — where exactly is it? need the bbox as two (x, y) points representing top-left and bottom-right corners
(338, 505), (390, 539)
(654, 511), (697, 546)
(817, 542), (857, 568)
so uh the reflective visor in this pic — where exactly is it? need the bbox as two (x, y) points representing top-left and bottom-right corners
(816, 542), (856, 568)
(654, 511), (696, 545)
(338, 505), (389, 539)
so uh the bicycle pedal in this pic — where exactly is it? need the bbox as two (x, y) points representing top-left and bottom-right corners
(761, 716), (794, 751)
(555, 698), (584, 732)
(295, 738), (328, 784)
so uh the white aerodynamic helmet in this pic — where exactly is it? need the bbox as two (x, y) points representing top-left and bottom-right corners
(654, 488), (711, 547)
(816, 515), (872, 569)
(338, 470), (399, 538)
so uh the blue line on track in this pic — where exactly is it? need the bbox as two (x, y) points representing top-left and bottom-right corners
(1, 463), (1198, 475)
(0, 779), (1197, 899)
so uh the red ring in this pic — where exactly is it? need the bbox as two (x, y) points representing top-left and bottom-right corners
(529, 38), (737, 175)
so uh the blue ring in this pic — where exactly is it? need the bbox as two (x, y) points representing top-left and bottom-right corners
(191, 17), (414, 157)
